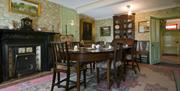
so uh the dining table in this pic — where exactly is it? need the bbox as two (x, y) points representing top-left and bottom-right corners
(69, 47), (113, 91)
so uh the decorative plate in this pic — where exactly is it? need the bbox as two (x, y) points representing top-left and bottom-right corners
(127, 29), (132, 33)
(115, 35), (120, 39)
(115, 25), (120, 29)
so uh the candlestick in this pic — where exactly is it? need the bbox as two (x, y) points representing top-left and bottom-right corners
(65, 24), (67, 35)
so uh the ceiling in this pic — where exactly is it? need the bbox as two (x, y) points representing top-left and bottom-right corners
(49, 0), (180, 20)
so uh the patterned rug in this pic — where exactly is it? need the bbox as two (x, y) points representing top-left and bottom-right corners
(0, 64), (179, 91)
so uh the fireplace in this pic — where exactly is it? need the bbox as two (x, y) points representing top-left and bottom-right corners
(0, 29), (55, 82)
(9, 45), (40, 78)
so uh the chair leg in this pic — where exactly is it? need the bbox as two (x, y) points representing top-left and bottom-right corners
(96, 68), (100, 83)
(121, 65), (126, 81)
(123, 60), (127, 74)
(51, 71), (56, 91)
(132, 60), (137, 74)
(57, 72), (60, 85)
(93, 62), (96, 69)
(139, 55), (142, 63)
(65, 72), (70, 91)
(135, 60), (140, 72)
(83, 69), (87, 88)
(107, 60), (111, 89)
(90, 63), (93, 73)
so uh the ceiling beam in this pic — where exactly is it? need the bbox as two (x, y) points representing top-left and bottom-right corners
(76, 0), (132, 13)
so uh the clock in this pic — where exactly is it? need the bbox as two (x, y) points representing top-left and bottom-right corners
(20, 17), (33, 31)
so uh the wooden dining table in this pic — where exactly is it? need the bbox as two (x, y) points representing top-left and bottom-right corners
(69, 47), (113, 91)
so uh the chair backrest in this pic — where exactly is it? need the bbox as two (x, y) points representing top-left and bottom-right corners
(113, 42), (124, 70)
(111, 39), (125, 47)
(126, 38), (135, 46)
(49, 42), (70, 69)
(136, 41), (149, 52)
(124, 39), (137, 60)
(113, 42), (124, 62)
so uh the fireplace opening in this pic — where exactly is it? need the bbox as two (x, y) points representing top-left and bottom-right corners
(15, 53), (36, 77)
(8, 44), (41, 78)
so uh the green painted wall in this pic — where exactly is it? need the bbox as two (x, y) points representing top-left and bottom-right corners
(135, 7), (180, 41)
(95, 18), (113, 42)
(95, 7), (180, 42)
(60, 6), (80, 41)
(0, 0), (80, 41)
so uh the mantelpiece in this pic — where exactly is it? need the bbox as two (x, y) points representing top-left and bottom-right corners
(0, 29), (57, 82)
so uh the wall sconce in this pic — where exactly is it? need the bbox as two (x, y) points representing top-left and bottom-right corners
(127, 5), (132, 15)
(65, 20), (74, 35)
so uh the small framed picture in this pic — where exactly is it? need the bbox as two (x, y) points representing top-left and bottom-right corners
(100, 26), (111, 36)
(138, 21), (150, 33)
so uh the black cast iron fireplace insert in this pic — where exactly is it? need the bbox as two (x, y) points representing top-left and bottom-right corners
(14, 45), (38, 77)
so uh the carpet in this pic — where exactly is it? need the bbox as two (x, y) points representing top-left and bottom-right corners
(0, 64), (179, 91)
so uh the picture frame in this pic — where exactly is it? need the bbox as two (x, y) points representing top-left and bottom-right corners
(9, 0), (41, 16)
(100, 26), (111, 36)
(82, 22), (92, 40)
(138, 21), (150, 33)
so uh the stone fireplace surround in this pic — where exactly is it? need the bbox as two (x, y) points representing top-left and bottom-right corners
(0, 29), (55, 82)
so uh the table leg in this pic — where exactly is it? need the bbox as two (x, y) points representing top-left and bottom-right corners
(76, 62), (80, 91)
(107, 60), (111, 89)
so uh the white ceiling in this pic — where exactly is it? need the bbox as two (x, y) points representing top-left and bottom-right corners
(49, 0), (180, 20)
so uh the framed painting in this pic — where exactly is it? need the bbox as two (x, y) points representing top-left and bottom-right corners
(138, 21), (150, 33)
(9, 0), (41, 16)
(100, 26), (111, 36)
(82, 22), (92, 40)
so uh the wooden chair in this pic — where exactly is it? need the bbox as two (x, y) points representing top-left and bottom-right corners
(96, 40), (127, 88)
(49, 42), (87, 91)
(136, 41), (149, 63)
(112, 42), (126, 86)
(125, 39), (140, 73)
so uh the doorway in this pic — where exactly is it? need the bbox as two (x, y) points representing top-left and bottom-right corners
(160, 18), (180, 64)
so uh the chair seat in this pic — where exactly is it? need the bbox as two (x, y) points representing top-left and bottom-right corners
(56, 63), (86, 72)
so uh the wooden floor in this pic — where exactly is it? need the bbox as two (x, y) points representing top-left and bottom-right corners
(161, 55), (180, 64)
